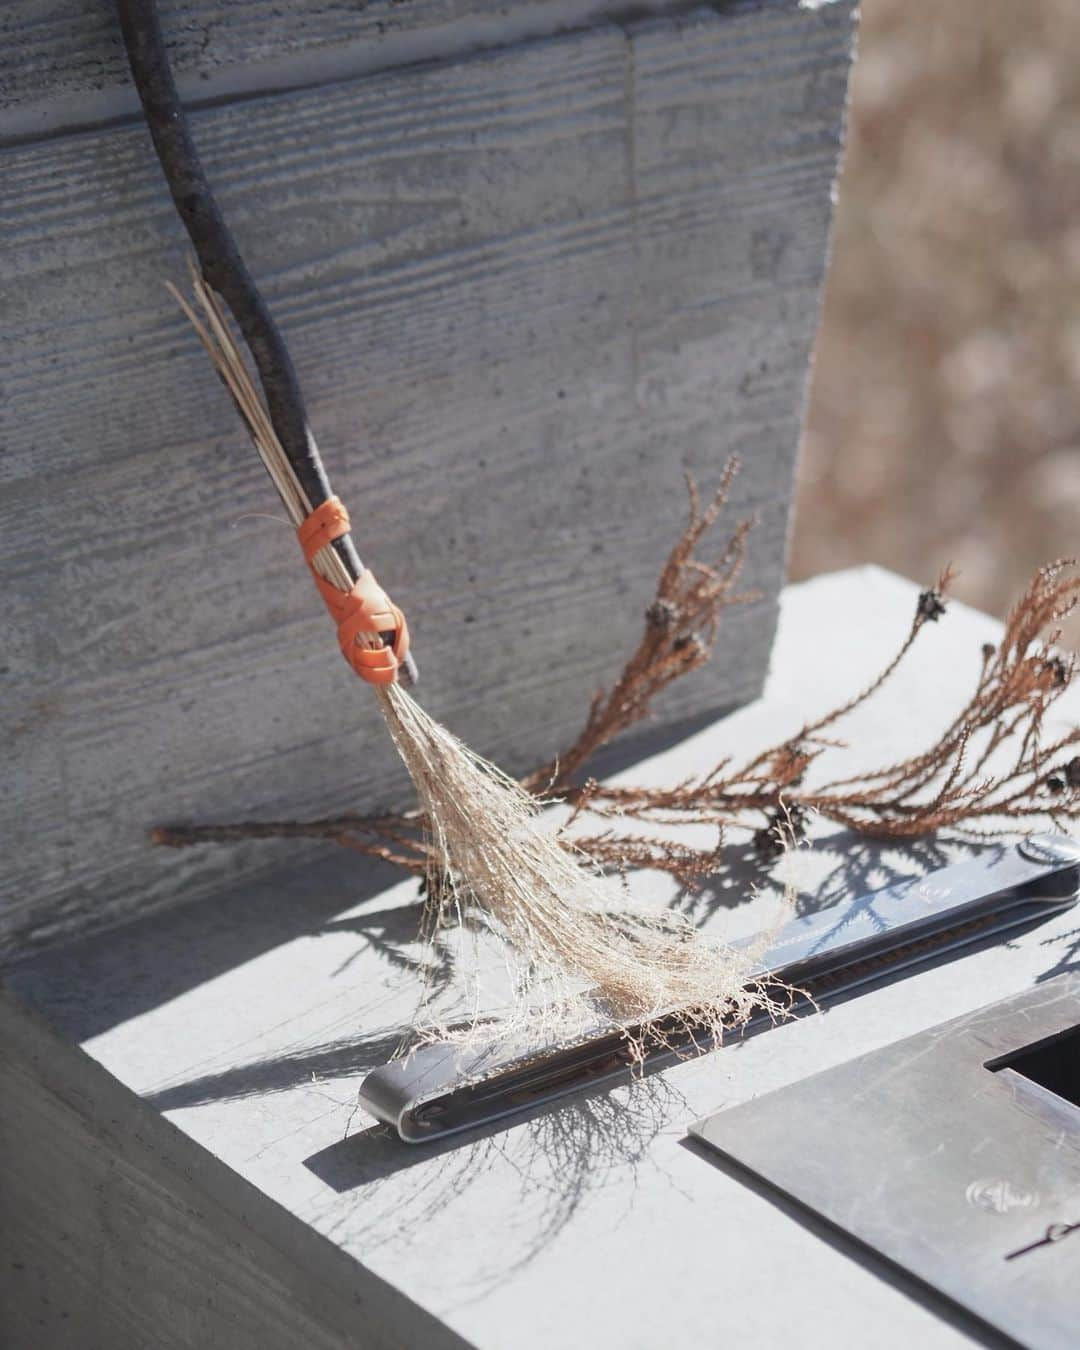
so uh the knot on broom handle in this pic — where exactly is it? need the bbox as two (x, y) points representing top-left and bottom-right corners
(298, 498), (411, 686)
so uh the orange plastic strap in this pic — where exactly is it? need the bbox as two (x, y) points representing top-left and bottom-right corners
(297, 497), (410, 686)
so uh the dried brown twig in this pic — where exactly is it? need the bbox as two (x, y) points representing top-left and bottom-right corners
(154, 464), (1079, 892)
(576, 558), (1079, 886)
(522, 458), (757, 795)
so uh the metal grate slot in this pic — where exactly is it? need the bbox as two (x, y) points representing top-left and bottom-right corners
(990, 1024), (1080, 1111)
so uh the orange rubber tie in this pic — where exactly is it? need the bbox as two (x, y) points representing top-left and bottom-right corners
(297, 497), (410, 686)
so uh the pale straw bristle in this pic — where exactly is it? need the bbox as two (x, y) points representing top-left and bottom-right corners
(174, 266), (780, 1053)
(380, 682), (789, 1051)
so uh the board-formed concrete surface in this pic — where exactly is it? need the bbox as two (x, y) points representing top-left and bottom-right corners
(1, 0), (855, 956)
(0, 0), (839, 138)
(6, 566), (1077, 1348)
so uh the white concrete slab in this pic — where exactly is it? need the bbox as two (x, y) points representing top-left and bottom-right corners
(10, 566), (1078, 1348)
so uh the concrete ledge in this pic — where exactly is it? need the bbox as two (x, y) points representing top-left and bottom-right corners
(5, 567), (1077, 1349)
(0, 992), (468, 1350)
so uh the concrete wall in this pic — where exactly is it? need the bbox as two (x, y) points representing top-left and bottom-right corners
(0, 0), (855, 956)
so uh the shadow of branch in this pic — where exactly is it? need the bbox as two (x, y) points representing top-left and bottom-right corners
(673, 828), (986, 926)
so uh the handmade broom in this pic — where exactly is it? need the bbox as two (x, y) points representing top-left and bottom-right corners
(116, 0), (765, 1043)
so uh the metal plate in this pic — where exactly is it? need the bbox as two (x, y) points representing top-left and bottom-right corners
(691, 974), (1080, 1350)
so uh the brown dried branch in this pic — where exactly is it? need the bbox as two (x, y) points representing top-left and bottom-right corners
(153, 811), (431, 873)
(154, 464), (1079, 890)
(522, 460), (757, 794)
(582, 558), (1079, 868)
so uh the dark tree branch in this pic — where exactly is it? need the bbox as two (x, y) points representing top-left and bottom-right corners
(115, 1), (324, 502)
(114, 0), (374, 589)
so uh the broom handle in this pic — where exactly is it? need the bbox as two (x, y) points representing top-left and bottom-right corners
(118, 0), (418, 683)
(115, 0), (365, 590)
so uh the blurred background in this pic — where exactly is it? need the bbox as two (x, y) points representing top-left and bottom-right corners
(792, 0), (1080, 649)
